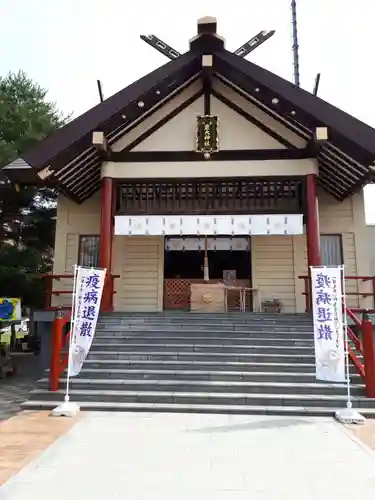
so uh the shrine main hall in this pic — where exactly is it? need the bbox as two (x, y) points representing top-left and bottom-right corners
(5, 17), (375, 315)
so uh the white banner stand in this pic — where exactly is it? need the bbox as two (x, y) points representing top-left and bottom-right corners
(334, 268), (365, 425)
(52, 265), (81, 417)
(52, 265), (106, 417)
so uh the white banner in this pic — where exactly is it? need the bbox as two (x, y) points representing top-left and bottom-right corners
(68, 266), (106, 377)
(165, 236), (250, 251)
(311, 266), (346, 382)
(114, 214), (304, 236)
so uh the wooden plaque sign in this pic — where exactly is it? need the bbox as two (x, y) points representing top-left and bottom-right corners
(196, 115), (219, 153)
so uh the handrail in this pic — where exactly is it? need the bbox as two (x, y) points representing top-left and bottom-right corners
(299, 275), (375, 314)
(361, 310), (375, 398)
(49, 309), (71, 391)
(42, 273), (120, 310)
(342, 307), (375, 398)
(299, 273), (375, 397)
(343, 306), (365, 379)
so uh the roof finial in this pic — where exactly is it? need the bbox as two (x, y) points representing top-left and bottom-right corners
(197, 16), (217, 35)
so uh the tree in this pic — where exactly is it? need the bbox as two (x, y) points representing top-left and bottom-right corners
(0, 71), (69, 309)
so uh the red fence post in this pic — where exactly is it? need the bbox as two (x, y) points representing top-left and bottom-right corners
(362, 311), (375, 398)
(49, 310), (64, 391)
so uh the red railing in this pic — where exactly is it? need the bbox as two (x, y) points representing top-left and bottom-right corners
(299, 275), (375, 314)
(47, 273), (119, 391)
(344, 308), (375, 398)
(43, 273), (120, 310)
(49, 309), (71, 391)
(299, 275), (375, 398)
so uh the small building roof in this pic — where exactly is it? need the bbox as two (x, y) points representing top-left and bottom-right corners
(4, 17), (375, 202)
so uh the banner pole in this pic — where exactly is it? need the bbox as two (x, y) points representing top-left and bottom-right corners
(64, 264), (79, 404)
(340, 264), (352, 409)
(52, 265), (80, 417)
(334, 264), (365, 425)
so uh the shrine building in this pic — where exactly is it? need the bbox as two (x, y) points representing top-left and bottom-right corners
(4, 17), (375, 315)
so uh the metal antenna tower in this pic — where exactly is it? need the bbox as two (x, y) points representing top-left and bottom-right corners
(291, 0), (300, 87)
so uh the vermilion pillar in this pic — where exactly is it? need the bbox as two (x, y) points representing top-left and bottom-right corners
(306, 174), (321, 310)
(306, 174), (321, 267)
(99, 177), (114, 312)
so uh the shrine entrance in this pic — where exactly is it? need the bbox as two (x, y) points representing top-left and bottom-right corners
(163, 236), (252, 310)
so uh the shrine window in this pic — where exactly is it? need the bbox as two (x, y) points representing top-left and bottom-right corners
(320, 234), (343, 266)
(78, 235), (100, 267)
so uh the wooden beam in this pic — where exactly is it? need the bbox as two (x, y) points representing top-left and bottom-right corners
(307, 126), (329, 154)
(92, 131), (112, 160)
(233, 30), (275, 58)
(111, 149), (314, 163)
(215, 75), (310, 140)
(202, 55), (213, 115)
(315, 126), (328, 142)
(140, 35), (181, 60)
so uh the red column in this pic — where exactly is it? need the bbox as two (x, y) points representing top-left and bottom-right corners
(99, 177), (114, 312)
(306, 174), (321, 311)
(362, 312), (375, 398)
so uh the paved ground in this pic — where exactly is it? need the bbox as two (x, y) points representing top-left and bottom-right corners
(349, 419), (375, 451)
(1, 412), (375, 500)
(0, 354), (43, 421)
(0, 411), (79, 486)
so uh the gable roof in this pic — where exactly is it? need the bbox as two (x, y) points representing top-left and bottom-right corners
(215, 50), (375, 159)
(23, 50), (201, 170)
(4, 19), (375, 202)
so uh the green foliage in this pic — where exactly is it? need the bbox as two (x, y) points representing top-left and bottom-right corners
(0, 71), (69, 309)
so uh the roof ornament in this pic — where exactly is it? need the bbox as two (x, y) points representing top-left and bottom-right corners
(233, 30), (275, 58)
(140, 17), (275, 60)
(140, 34), (181, 61)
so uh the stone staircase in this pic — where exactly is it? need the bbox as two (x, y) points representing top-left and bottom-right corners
(22, 312), (375, 416)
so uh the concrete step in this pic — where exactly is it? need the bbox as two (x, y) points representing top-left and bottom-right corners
(82, 359), (359, 374)
(27, 388), (375, 409)
(98, 320), (313, 325)
(86, 350), (316, 363)
(96, 324), (314, 332)
(95, 329), (315, 338)
(64, 368), (362, 383)
(98, 313), (312, 323)
(45, 378), (365, 397)
(25, 310), (371, 418)
(94, 336), (314, 346)
(22, 400), (375, 417)
(90, 343), (315, 354)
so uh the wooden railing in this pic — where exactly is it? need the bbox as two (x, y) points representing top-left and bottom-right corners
(43, 273), (120, 310)
(49, 309), (71, 391)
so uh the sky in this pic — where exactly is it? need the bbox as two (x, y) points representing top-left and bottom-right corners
(2, 0), (375, 220)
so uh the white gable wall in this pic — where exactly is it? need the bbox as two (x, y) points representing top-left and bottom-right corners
(132, 94), (288, 152)
(110, 77), (305, 154)
(212, 79), (308, 149)
(111, 80), (202, 152)
(210, 96), (286, 149)
(132, 95), (204, 151)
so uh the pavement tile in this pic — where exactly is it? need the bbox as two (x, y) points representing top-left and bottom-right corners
(0, 410), (81, 486)
(1, 413), (375, 499)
